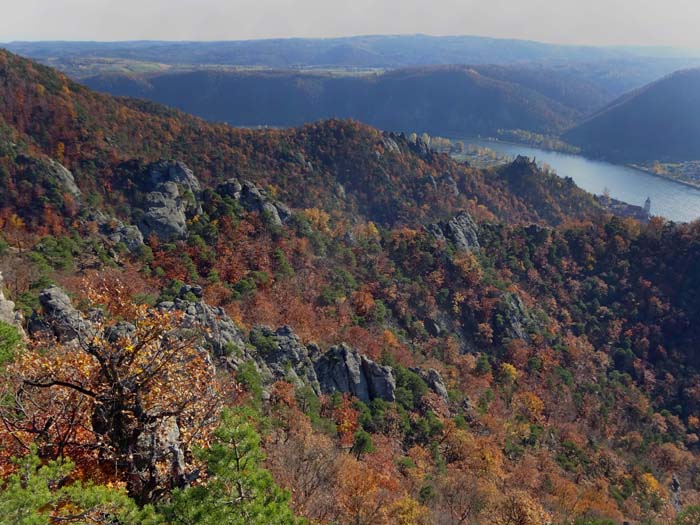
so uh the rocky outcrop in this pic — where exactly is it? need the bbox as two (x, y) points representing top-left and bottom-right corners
(0, 272), (25, 335)
(249, 325), (321, 393)
(137, 161), (202, 241)
(217, 178), (292, 227)
(158, 285), (246, 359)
(495, 292), (533, 341)
(130, 415), (187, 504)
(670, 474), (682, 512)
(85, 211), (144, 252)
(314, 344), (396, 402)
(427, 211), (479, 251)
(412, 367), (449, 401)
(46, 158), (81, 199)
(29, 286), (91, 342)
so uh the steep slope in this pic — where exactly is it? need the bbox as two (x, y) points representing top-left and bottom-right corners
(0, 49), (602, 230)
(564, 68), (700, 162)
(6, 49), (700, 524)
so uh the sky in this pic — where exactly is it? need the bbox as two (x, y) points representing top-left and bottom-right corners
(2, 0), (700, 48)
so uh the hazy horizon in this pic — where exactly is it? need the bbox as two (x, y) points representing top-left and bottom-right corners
(2, 33), (699, 54)
(3, 0), (700, 49)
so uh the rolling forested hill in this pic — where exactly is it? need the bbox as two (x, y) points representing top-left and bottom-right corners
(81, 65), (583, 135)
(565, 68), (700, 162)
(3, 48), (700, 525)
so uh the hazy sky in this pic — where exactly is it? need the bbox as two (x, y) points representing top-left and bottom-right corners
(2, 0), (700, 48)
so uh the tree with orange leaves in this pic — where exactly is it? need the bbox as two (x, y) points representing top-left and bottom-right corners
(1, 278), (223, 504)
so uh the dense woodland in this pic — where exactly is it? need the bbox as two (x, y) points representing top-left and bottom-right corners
(3, 48), (700, 525)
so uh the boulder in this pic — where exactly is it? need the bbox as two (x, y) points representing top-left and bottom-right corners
(30, 286), (90, 342)
(427, 211), (479, 251)
(46, 159), (81, 198)
(314, 344), (396, 402)
(0, 272), (25, 335)
(85, 211), (144, 252)
(158, 286), (246, 359)
(249, 325), (321, 393)
(137, 161), (202, 242)
(412, 367), (449, 401)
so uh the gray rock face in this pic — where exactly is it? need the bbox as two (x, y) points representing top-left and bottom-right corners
(138, 161), (202, 241)
(382, 136), (401, 155)
(444, 212), (480, 251)
(31, 286), (90, 342)
(496, 292), (532, 341)
(47, 159), (81, 198)
(249, 325), (321, 393)
(217, 177), (292, 227)
(158, 286), (246, 358)
(413, 368), (449, 401)
(86, 211), (144, 252)
(131, 415), (187, 503)
(428, 211), (479, 251)
(147, 161), (201, 194)
(314, 344), (396, 402)
(444, 174), (460, 196)
(0, 272), (25, 335)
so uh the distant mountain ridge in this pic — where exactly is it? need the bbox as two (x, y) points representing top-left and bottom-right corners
(6, 35), (699, 69)
(564, 68), (700, 162)
(81, 65), (586, 135)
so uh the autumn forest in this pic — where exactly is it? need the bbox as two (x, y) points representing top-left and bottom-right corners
(1, 40), (700, 525)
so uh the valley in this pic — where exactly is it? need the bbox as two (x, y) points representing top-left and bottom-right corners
(2, 25), (700, 525)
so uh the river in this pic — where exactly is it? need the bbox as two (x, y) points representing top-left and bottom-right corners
(462, 140), (700, 223)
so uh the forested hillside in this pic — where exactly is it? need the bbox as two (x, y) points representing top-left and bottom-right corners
(2, 48), (700, 525)
(81, 65), (581, 135)
(565, 68), (700, 162)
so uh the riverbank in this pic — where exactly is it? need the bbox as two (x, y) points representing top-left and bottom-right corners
(628, 163), (700, 191)
(444, 139), (700, 223)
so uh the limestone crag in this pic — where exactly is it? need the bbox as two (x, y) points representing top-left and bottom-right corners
(217, 178), (292, 227)
(313, 343), (396, 402)
(249, 325), (321, 394)
(85, 211), (144, 252)
(158, 285), (246, 360)
(137, 161), (202, 241)
(0, 272), (25, 335)
(427, 211), (480, 251)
